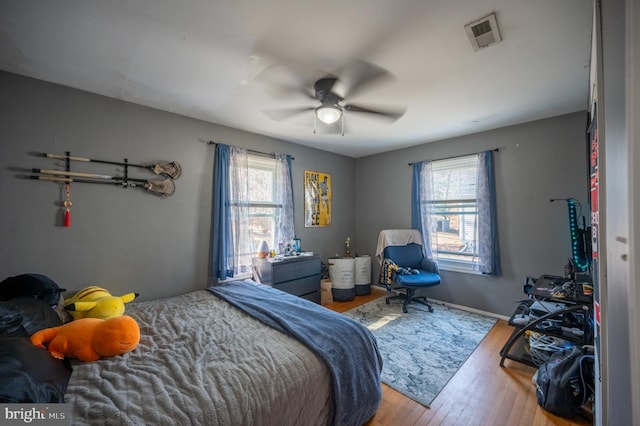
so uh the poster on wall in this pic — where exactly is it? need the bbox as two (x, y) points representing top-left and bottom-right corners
(304, 170), (331, 227)
(587, 101), (602, 415)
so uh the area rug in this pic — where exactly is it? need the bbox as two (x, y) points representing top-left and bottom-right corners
(343, 297), (497, 407)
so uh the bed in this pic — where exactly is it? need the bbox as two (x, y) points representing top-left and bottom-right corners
(23, 279), (382, 425)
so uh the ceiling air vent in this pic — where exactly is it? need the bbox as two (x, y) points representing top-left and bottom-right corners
(465, 13), (502, 51)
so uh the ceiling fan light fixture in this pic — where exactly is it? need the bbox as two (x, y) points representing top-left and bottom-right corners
(315, 104), (342, 124)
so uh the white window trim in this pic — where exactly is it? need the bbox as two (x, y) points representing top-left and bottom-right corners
(437, 258), (483, 275)
(428, 154), (481, 272)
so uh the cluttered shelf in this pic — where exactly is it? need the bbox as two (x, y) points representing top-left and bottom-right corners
(500, 274), (594, 368)
(499, 274), (595, 421)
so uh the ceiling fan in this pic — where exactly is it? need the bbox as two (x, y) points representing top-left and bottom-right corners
(261, 60), (406, 135)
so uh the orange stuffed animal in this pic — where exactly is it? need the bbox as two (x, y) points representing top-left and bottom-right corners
(30, 315), (140, 362)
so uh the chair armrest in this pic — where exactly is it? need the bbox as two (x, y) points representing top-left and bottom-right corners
(421, 258), (440, 274)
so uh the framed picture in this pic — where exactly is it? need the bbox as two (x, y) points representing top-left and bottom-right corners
(304, 170), (331, 227)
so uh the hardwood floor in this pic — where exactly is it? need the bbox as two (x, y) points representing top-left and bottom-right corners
(326, 289), (593, 426)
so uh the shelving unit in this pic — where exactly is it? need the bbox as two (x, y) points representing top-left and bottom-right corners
(500, 275), (593, 368)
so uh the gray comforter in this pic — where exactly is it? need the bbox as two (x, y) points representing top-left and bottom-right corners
(66, 290), (331, 425)
(208, 280), (383, 426)
(65, 284), (381, 426)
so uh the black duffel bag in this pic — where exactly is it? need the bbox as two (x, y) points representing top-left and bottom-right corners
(535, 345), (594, 418)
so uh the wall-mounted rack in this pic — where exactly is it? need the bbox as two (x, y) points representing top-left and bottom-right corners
(24, 151), (182, 226)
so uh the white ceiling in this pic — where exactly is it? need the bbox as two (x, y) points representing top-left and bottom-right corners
(0, 0), (593, 158)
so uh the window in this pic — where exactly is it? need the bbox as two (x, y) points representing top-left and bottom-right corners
(247, 155), (278, 256)
(427, 155), (480, 272)
(413, 151), (500, 275)
(212, 144), (295, 280)
(227, 155), (280, 275)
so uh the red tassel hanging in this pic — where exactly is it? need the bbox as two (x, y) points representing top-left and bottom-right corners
(63, 183), (72, 227)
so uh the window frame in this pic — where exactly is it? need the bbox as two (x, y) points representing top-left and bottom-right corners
(426, 154), (482, 275)
(245, 154), (280, 259)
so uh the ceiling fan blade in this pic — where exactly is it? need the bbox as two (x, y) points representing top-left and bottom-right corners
(344, 103), (406, 122)
(272, 85), (317, 101)
(263, 106), (315, 122)
(254, 64), (317, 100)
(337, 59), (396, 100)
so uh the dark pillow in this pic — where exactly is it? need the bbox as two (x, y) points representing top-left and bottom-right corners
(0, 302), (27, 337)
(0, 273), (67, 307)
(0, 337), (72, 403)
(0, 297), (62, 337)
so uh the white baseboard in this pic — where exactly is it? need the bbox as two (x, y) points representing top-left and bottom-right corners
(373, 285), (509, 321)
(427, 298), (509, 321)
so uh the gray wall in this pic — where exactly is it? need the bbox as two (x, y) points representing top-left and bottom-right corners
(1, 71), (590, 318)
(0, 71), (355, 301)
(355, 112), (589, 316)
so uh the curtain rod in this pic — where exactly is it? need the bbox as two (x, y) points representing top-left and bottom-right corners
(407, 147), (499, 166)
(207, 141), (295, 160)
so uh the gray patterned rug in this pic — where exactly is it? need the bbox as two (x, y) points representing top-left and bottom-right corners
(343, 296), (497, 407)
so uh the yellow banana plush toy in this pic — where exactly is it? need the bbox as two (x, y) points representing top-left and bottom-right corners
(64, 286), (138, 321)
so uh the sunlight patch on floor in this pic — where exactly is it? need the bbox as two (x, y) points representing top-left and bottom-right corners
(367, 314), (401, 330)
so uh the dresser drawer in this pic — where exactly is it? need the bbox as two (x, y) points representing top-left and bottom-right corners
(299, 290), (321, 304)
(274, 274), (320, 297)
(272, 257), (321, 282)
(252, 255), (321, 304)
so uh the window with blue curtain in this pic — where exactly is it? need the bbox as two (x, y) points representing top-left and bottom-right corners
(412, 150), (500, 275)
(212, 144), (295, 281)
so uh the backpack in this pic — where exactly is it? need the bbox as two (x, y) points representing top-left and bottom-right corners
(535, 345), (594, 418)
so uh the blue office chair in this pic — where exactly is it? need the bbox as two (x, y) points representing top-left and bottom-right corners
(377, 229), (441, 313)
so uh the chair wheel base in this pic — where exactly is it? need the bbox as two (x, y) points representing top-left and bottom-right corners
(385, 289), (434, 313)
